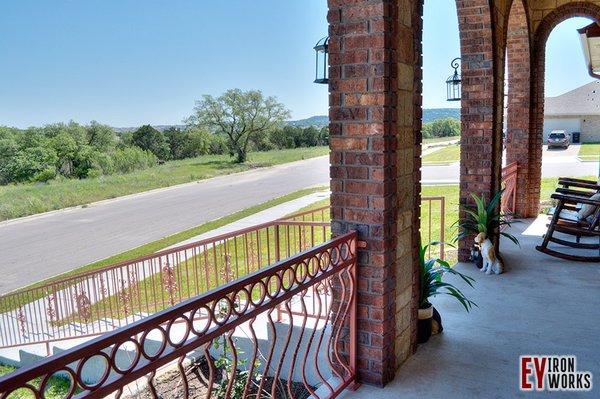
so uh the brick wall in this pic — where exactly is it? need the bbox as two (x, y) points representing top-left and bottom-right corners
(506, 0), (534, 217)
(328, 0), (422, 386)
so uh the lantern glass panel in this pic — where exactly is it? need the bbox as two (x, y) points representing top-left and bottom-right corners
(314, 37), (329, 84)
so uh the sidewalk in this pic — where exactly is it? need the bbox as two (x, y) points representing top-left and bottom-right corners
(164, 190), (330, 249)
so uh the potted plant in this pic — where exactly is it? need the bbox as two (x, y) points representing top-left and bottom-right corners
(456, 190), (519, 268)
(418, 242), (477, 344)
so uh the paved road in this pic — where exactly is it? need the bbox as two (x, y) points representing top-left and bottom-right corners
(0, 157), (329, 294)
(422, 158), (599, 183)
(1, 154), (598, 294)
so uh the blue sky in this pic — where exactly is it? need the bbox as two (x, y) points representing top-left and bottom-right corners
(0, 1), (596, 128)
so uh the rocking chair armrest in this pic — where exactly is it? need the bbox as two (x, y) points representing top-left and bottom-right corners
(558, 178), (600, 190)
(551, 193), (600, 207)
(555, 188), (596, 198)
(559, 177), (597, 184)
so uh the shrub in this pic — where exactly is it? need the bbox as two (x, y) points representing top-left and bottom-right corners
(32, 167), (57, 183)
(112, 147), (157, 174)
(5, 147), (58, 183)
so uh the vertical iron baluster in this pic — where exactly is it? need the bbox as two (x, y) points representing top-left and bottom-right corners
(287, 290), (309, 398)
(271, 299), (294, 398)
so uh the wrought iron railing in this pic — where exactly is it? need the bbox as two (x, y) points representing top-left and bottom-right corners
(0, 232), (358, 399)
(501, 162), (518, 215)
(0, 212), (330, 351)
(421, 196), (447, 260)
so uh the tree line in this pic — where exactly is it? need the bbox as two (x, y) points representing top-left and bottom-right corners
(0, 89), (328, 185)
(422, 117), (460, 139)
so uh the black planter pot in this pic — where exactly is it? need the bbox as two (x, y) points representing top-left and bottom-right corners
(471, 247), (483, 269)
(417, 306), (433, 343)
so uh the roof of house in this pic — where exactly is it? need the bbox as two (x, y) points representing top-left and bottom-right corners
(545, 80), (600, 116)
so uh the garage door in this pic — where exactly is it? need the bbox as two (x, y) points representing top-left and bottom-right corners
(543, 118), (581, 141)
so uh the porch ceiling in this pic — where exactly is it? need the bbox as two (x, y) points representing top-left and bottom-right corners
(339, 217), (600, 398)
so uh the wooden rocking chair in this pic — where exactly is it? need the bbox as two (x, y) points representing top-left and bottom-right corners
(536, 192), (600, 262)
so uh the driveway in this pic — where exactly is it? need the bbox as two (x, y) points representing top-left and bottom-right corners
(542, 144), (582, 162)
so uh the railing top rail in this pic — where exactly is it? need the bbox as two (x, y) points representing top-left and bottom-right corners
(0, 217), (331, 299)
(279, 205), (330, 220)
(421, 196), (445, 201)
(0, 231), (358, 392)
(502, 162), (518, 177)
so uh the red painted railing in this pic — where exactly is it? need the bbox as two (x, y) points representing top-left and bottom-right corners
(501, 162), (518, 215)
(0, 232), (358, 399)
(0, 212), (330, 351)
(421, 196), (447, 260)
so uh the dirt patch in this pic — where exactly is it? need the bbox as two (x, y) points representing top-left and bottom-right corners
(125, 357), (314, 399)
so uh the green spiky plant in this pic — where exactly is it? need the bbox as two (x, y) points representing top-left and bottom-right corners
(455, 190), (520, 246)
(419, 242), (477, 312)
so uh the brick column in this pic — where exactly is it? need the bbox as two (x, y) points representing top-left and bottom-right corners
(506, 0), (533, 217)
(456, 0), (503, 261)
(328, 0), (421, 386)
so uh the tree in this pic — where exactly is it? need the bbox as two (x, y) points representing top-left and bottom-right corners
(131, 125), (169, 160)
(187, 89), (290, 163)
(422, 118), (461, 139)
(86, 121), (117, 152)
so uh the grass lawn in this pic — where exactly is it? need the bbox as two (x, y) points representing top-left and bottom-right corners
(423, 136), (460, 145)
(422, 144), (461, 164)
(0, 363), (76, 398)
(0, 146), (329, 221)
(578, 142), (600, 161)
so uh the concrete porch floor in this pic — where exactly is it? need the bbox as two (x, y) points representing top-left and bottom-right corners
(340, 216), (600, 398)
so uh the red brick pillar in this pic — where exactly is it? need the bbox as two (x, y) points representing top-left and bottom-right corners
(456, 0), (503, 261)
(328, 0), (422, 386)
(506, 0), (533, 217)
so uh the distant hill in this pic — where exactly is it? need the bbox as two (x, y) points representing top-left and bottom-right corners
(286, 109), (459, 128)
(113, 125), (186, 134)
(286, 115), (329, 128)
(114, 109), (460, 133)
(422, 108), (460, 123)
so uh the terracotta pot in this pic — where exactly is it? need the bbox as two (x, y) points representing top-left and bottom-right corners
(417, 305), (433, 343)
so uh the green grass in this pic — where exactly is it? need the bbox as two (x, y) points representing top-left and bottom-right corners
(578, 142), (600, 161)
(422, 144), (461, 164)
(423, 136), (460, 145)
(0, 363), (77, 398)
(0, 185), (328, 313)
(538, 175), (596, 211)
(0, 147), (329, 221)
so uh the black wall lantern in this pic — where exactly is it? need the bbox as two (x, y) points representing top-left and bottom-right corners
(446, 57), (461, 102)
(314, 36), (329, 84)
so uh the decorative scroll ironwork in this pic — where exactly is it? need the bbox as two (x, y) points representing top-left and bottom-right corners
(0, 232), (358, 399)
(501, 162), (519, 216)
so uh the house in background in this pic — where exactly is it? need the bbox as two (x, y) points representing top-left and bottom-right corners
(544, 80), (600, 143)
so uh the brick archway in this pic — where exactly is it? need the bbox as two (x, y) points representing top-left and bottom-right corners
(530, 2), (600, 216)
(456, 0), (502, 261)
(505, 0), (533, 217)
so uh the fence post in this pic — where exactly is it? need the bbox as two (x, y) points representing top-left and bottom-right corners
(349, 234), (359, 390)
(440, 197), (446, 260)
